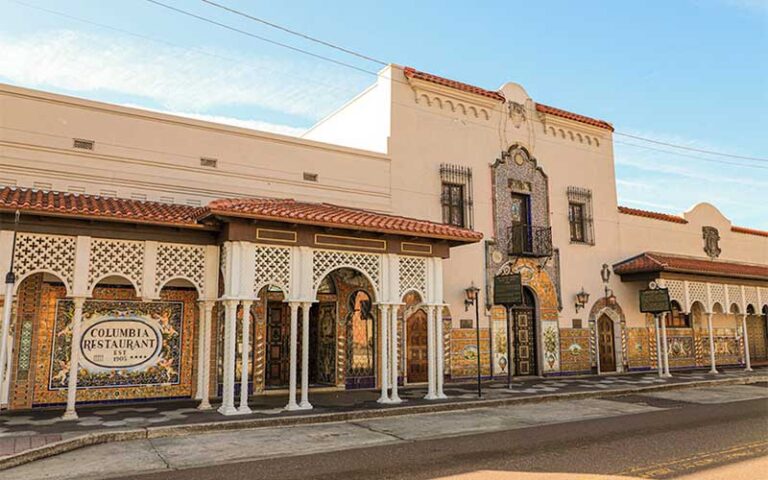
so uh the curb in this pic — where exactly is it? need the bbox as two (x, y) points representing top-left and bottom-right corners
(1, 374), (765, 471)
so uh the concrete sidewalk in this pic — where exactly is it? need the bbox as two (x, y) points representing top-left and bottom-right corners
(4, 382), (768, 480)
(0, 367), (765, 471)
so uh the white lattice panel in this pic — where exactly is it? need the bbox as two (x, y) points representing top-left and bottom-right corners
(312, 249), (380, 294)
(156, 243), (206, 294)
(254, 245), (292, 294)
(398, 256), (427, 300)
(761, 288), (768, 309)
(13, 233), (76, 292)
(710, 283), (726, 310)
(727, 285), (743, 311)
(666, 280), (685, 305)
(744, 286), (758, 310)
(688, 282), (707, 310)
(88, 238), (144, 292)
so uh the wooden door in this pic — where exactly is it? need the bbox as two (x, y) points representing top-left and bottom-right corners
(746, 315), (767, 361)
(598, 315), (617, 372)
(513, 309), (536, 375)
(407, 310), (428, 383)
(266, 303), (289, 387)
(315, 302), (337, 384)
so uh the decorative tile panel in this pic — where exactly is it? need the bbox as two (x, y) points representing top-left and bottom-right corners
(727, 285), (743, 311)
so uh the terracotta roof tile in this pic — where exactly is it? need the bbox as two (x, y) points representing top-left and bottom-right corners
(535, 103), (614, 131)
(403, 66), (505, 101)
(613, 252), (768, 281)
(205, 198), (483, 242)
(403, 67), (614, 131)
(731, 225), (768, 238)
(0, 187), (205, 227)
(618, 206), (688, 224)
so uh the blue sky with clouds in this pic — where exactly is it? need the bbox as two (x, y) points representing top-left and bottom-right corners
(1, 0), (766, 228)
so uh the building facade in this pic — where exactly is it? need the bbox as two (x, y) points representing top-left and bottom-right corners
(0, 65), (766, 415)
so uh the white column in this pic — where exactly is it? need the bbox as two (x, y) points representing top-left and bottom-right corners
(435, 305), (446, 399)
(218, 299), (239, 416)
(389, 305), (402, 403)
(377, 304), (391, 404)
(424, 305), (437, 400)
(299, 302), (313, 409)
(660, 312), (671, 377)
(62, 297), (86, 420)
(0, 282), (14, 401)
(238, 300), (253, 414)
(742, 314), (753, 372)
(197, 301), (214, 410)
(706, 312), (718, 375)
(285, 302), (300, 410)
(654, 315), (663, 378)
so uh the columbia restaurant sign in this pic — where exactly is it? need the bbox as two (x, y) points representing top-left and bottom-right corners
(79, 317), (163, 372)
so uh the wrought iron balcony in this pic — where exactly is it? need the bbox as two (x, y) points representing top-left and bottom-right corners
(508, 224), (553, 258)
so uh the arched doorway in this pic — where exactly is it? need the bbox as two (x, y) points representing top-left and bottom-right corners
(406, 309), (428, 383)
(510, 287), (537, 376)
(346, 288), (376, 388)
(597, 314), (616, 372)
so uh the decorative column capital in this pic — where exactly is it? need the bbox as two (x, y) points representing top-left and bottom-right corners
(70, 296), (87, 309)
(199, 300), (216, 313)
(221, 298), (240, 309)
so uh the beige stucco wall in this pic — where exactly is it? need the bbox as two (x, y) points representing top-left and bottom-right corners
(1, 65), (765, 338)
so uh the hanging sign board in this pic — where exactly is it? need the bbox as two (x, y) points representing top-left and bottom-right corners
(494, 274), (523, 306)
(639, 288), (671, 313)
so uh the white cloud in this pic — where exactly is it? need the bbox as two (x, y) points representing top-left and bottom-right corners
(0, 30), (366, 119)
(120, 104), (305, 136)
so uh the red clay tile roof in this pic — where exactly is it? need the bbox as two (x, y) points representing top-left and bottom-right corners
(403, 66), (505, 101)
(205, 198), (483, 242)
(0, 187), (206, 227)
(403, 67), (613, 131)
(618, 206), (688, 224)
(731, 225), (768, 238)
(535, 103), (614, 131)
(613, 252), (768, 281)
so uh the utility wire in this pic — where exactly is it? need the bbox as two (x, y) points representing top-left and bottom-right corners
(199, 0), (387, 66)
(193, 1), (767, 164)
(614, 140), (768, 170)
(615, 132), (767, 163)
(143, 0), (380, 77)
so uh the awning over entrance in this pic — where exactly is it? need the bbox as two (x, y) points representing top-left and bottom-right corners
(613, 252), (768, 282)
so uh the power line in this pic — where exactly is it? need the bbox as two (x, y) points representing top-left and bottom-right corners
(614, 140), (768, 170)
(143, 0), (380, 77)
(199, 0), (387, 66)
(615, 132), (767, 163)
(11, 0), (766, 171)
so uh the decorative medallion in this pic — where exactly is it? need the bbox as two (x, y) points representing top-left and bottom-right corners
(702, 226), (721, 259)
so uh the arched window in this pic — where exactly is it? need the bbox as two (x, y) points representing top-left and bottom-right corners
(666, 300), (690, 328)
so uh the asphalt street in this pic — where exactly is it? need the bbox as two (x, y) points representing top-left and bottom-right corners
(5, 383), (767, 480)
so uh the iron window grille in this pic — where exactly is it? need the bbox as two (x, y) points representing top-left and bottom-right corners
(509, 224), (553, 257)
(440, 163), (473, 229)
(567, 186), (595, 245)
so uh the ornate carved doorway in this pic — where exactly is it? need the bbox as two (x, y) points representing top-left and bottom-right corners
(406, 309), (428, 383)
(511, 287), (537, 376)
(598, 314), (617, 372)
(310, 302), (337, 385)
(265, 302), (289, 387)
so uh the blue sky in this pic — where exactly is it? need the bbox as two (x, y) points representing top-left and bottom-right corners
(1, 0), (766, 228)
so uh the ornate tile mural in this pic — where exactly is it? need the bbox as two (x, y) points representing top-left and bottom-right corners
(558, 328), (591, 373)
(32, 285), (196, 405)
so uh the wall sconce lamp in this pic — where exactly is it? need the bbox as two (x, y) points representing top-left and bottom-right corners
(464, 282), (480, 312)
(575, 287), (590, 313)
